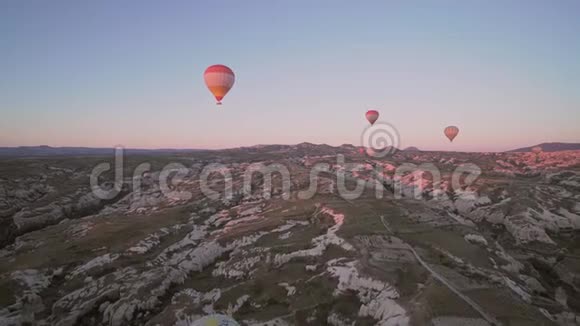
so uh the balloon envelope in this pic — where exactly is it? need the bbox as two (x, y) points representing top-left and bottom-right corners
(204, 65), (235, 105)
(532, 146), (543, 154)
(444, 126), (459, 142)
(191, 314), (239, 326)
(366, 110), (379, 125)
(365, 147), (378, 157)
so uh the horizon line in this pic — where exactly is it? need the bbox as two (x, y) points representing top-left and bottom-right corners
(1, 141), (579, 154)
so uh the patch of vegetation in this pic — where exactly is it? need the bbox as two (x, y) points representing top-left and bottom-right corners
(0, 279), (17, 307)
(421, 282), (478, 318)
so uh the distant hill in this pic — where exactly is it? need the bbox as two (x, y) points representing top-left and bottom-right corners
(0, 146), (206, 157)
(19, 142), (579, 157)
(0, 143), (355, 158)
(225, 143), (355, 158)
(508, 142), (580, 153)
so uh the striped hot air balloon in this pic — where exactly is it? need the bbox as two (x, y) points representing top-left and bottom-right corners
(444, 126), (459, 142)
(366, 110), (379, 125)
(532, 146), (543, 154)
(204, 65), (235, 105)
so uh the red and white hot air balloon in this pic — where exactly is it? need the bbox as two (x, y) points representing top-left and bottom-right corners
(365, 147), (378, 157)
(444, 126), (459, 142)
(204, 64), (235, 105)
(365, 110), (379, 125)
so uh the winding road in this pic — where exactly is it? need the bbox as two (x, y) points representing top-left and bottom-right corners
(380, 215), (502, 326)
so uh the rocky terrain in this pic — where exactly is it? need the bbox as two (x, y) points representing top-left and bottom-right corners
(1, 144), (580, 325)
(508, 143), (580, 153)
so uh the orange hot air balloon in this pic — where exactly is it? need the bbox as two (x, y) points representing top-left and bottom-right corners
(366, 110), (379, 125)
(444, 126), (459, 142)
(204, 65), (235, 105)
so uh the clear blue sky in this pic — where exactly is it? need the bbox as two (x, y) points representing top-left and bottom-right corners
(1, 0), (579, 151)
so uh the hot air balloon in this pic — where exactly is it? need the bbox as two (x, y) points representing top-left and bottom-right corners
(365, 147), (378, 157)
(366, 110), (379, 125)
(444, 126), (459, 142)
(204, 65), (235, 105)
(532, 146), (543, 154)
